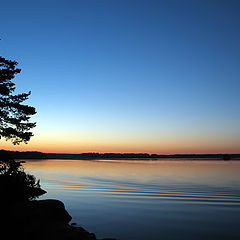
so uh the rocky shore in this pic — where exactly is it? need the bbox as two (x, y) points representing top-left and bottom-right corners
(1, 199), (117, 240)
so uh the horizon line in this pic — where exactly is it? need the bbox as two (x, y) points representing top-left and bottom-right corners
(2, 149), (239, 155)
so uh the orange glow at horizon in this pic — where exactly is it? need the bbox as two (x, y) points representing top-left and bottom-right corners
(1, 134), (239, 154)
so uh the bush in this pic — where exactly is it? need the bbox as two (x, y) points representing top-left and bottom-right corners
(0, 151), (46, 203)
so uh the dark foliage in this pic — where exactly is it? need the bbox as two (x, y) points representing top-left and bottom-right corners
(0, 56), (36, 144)
(0, 150), (46, 203)
(0, 55), (45, 203)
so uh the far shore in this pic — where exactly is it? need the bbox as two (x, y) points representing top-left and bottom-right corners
(1, 150), (240, 161)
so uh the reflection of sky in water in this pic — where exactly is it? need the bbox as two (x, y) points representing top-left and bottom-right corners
(24, 160), (240, 240)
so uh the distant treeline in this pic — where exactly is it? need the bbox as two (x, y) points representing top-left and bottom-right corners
(1, 150), (240, 160)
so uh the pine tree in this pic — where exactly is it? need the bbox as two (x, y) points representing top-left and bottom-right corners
(0, 56), (36, 144)
(0, 56), (45, 202)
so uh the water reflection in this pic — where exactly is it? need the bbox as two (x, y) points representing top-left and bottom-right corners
(24, 160), (240, 240)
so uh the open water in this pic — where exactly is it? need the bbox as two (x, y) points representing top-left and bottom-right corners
(24, 159), (240, 240)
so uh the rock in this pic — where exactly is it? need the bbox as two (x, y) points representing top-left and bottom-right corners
(31, 199), (72, 224)
(1, 199), (116, 240)
(101, 239), (118, 240)
(66, 225), (97, 240)
(4, 199), (71, 226)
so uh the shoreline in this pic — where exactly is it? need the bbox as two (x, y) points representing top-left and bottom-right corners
(1, 150), (240, 161)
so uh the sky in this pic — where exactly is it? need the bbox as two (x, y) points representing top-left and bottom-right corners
(1, 0), (240, 154)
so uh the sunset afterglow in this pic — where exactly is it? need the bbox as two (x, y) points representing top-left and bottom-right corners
(1, 1), (240, 154)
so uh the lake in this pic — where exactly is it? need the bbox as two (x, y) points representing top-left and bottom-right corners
(24, 159), (240, 240)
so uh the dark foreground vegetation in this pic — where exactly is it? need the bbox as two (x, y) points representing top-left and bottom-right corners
(2, 150), (240, 160)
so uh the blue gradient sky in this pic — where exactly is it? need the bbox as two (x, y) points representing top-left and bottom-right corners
(1, 0), (240, 153)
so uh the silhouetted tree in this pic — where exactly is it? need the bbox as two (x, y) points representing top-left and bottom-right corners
(0, 150), (46, 202)
(0, 55), (45, 202)
(0, 56), (36, 144)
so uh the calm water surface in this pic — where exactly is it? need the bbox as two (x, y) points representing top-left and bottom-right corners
(24, 159), (240, 240)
